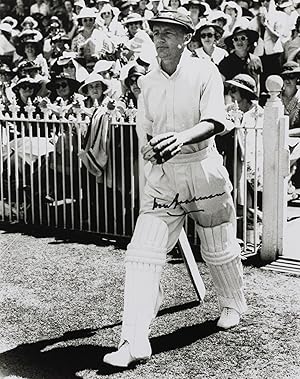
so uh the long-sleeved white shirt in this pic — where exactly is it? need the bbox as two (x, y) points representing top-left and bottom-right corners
(137, 49), (226, 154)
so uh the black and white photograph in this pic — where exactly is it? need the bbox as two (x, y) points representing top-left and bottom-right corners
(0, 0), (299, 378)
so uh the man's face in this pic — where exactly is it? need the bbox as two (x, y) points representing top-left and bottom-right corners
(152, 23), (186, 60)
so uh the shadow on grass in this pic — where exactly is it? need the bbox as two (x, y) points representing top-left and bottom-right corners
(0, 315), (219, 378)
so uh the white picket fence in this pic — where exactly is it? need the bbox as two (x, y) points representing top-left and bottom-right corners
(0, 77), (290, 261)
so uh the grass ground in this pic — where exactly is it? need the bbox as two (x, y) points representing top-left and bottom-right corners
(0, 228), (299, 379)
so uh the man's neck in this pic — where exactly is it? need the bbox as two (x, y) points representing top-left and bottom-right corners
(160, 55), (182, 76)
(235, 50), (248, 59)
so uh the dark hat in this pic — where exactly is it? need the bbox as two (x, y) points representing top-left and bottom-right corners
(280, 61), (300, 77)
(225, 74), (258, 99)
(148, 10), (195, 33)
(46, 72), (81, 93)
(11, 76), (41, 95)
(193, 21), (224, 41)
(224, 27), (259, 49)
(15, 60), (41, 75)
(124, 64), (147, 87)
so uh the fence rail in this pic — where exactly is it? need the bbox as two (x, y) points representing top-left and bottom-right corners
(0, 108), (264, 254)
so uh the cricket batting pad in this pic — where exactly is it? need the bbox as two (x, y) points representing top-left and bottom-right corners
(197, 222), (247, 314)
(120, 214), (169, 359)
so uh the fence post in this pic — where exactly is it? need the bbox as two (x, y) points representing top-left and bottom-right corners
(261, 75), (290, 262)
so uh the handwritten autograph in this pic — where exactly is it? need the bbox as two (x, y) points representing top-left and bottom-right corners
(152, 191), (225, 217)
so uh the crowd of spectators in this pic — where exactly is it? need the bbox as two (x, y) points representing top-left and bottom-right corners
(0, 0), (300, 217)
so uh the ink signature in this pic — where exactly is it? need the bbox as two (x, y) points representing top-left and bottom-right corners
(152, 191), (225, 217)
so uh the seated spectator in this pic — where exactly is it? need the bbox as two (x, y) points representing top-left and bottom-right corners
(71, 7), (114, 59)
(20, 16), (39, 31)
(56, 52), (89, 82)
(47, 32), (72, 66)
(78, 72), (112, 115)
(290, 47), (300, 65)
(43, 16), (65, 59)
(93, 59), (122, 99)
(99, 4), (127, 44)
(220, 0), (250, 39)
(284, 16), (300, 62)
(17, 34), (49, 78)
(122, 12), (144, 39)
(2, 16), (21, 38)
(11, 0), (30, 26)
(218, 27), (262, 87)
(183, 0), (210, 28)
(0, 63), (15, 106)
(15, 60), (49, 97)
(280, 61), (300, 132)
(30, 0), (50, 17)
(190, 21), (228, 65)
(279, 61), (300, 197)
(117, 64), (147, 120)
(133, 0), (154, 20)
(0, 22), (16, 66)
(44, 72), (83, 116)
(10, 76), (42, 117)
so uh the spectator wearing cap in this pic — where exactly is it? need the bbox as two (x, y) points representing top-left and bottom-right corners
(221, 1), (250, 39)
(71, 7), (114, 59)
(103, 9), (247, 368)
(190, 21), (228, 64)
(17, 34), (49, 78)
(218, 27), (262, 87)
(30, 0), (50, 17)
(183, 0), (211, 27)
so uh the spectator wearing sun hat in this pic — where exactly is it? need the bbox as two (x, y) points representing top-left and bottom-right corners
(11, 76), (42, 115)
(221, 1), (250, 39)
(71, 7), (114, 58)
(77, 72), (112, 116)
(21, 16), (39, 31)
(218, 26), (262, 86)
(17, 33), (49, 78)
(122, 13), (145, 38)
(190, 21), (228, 65)
(99, 3), (127, 44)
(183, 0), (211, 28)
(2, 16), (21, 38)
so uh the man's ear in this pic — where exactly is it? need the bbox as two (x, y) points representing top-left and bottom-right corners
(183, 32), (193, 46)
